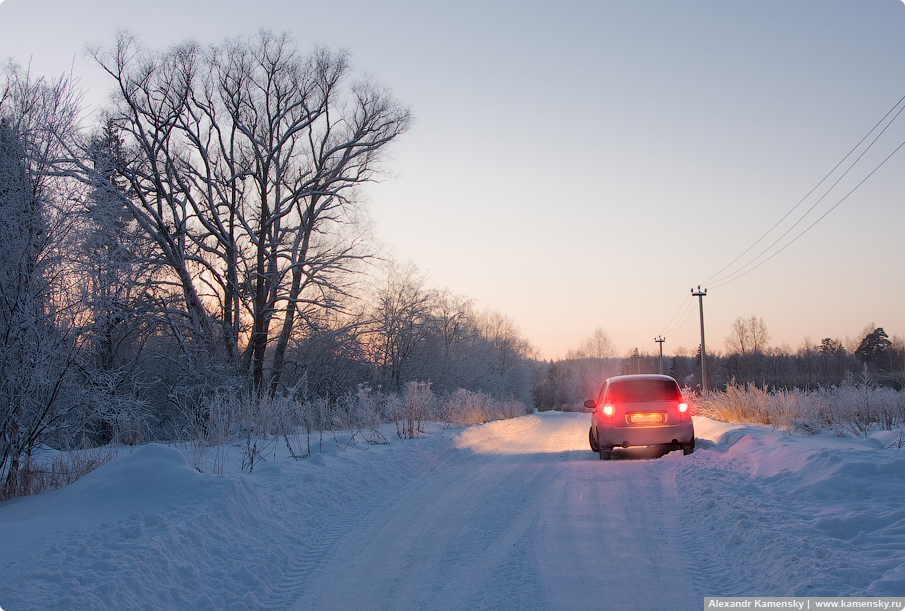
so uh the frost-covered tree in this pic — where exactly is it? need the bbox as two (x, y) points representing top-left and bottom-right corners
(358, 260), (536, 402)
(565, 327), (619, 401)
(474, 309), (535, 402)
(568, 327), (616, 361)
(76, 31), (411, 394)
(79, 120), (154, 374)
(0, 63), (88, 495)
(366, 261), (427, 390)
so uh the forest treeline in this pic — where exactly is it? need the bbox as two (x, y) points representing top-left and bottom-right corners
(532, 322), (905, 411)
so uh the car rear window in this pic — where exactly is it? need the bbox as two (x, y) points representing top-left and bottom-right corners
(605, 379), (682, 403)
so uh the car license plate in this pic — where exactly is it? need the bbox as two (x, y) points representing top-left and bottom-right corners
(630, 413), (663, 423)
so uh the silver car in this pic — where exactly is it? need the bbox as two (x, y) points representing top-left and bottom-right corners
(584, 374), (695, 460)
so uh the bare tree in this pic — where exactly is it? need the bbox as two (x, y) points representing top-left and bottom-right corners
(724, 315), (770, 383)
(567, 327), (616, 360)
(566, 327), (619, 401)
(76, 31), (410, 394)
(750, 315), (770, 355)
(365, 260), (434, 391)
(0, 62), (89, 495)
(725, 315), (769, 355)
(726, 317), (751, 356)
(77, 37), (221, 376)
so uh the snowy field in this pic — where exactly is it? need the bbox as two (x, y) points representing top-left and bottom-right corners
(1, 412), (905, 610)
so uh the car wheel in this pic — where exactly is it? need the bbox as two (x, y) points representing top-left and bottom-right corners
(682, 438), (695, 455)
(598, 447), (612, 460)
(589, 426), (599, 452)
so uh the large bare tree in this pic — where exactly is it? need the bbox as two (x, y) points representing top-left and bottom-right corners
(77, 31), (410, 393)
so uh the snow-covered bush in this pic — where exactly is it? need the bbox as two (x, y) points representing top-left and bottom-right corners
(809, 384), (905, 436)
(694, 383), (801, 428)
(440, 388), (492, 425)
(352, 385), (388, 442)
(389, 381), (433, 439)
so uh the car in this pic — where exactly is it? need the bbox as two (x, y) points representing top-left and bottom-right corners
(583, 374), (694, 460)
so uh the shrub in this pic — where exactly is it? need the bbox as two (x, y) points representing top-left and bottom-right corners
(389, 381), (433, 439)
(439, 389), (529, 427)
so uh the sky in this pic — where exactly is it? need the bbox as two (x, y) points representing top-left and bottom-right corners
(0, 0), (903, 360)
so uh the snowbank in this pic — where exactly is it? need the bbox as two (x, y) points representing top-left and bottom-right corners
(0, 429), (452, 610)
(679, 418), (905, 597)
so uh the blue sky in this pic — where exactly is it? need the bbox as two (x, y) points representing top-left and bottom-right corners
(1, 0), (903, 359)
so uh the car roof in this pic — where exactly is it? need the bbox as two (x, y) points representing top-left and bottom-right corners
(605, 374), (678, 385)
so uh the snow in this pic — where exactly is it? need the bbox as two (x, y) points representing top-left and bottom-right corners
(1, 413), (904, 609)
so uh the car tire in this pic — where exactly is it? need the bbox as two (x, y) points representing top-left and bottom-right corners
(598, 447), (612, 460)
(589, 426), (599, 452)
(682, 438), (695, 455)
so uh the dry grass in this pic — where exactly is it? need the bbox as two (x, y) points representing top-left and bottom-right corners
(439, 388), (529, 427)
(693, 382), (905, 437)
(1, 448), (116, 502)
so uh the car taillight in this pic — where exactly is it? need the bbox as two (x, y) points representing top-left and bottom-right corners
(678, 402), (688, 413)
(603, 405), (614, 416)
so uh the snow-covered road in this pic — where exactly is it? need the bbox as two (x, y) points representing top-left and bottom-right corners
(2, 411), (905, 610)
(296, 412), (698, 610)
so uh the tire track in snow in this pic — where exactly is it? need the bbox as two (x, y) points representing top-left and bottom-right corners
(281, 413), (702, 611)
(287, 422), (558, 610)
(674, 447), (757, 597)
(536, 446), (701, 609)
(264, 432), (459, 608)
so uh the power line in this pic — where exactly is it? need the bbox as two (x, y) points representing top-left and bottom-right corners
(709, 135), (905, 289)
(702, 92), (905, 289)
(671, 297), (702, 337)
(639, 293), (695, 354)
(648, 92), (905, 355)
(641, 294), (700, 355)
(658, 293), (694, 337)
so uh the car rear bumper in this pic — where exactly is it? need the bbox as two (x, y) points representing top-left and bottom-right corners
(597, 421), (694, 448)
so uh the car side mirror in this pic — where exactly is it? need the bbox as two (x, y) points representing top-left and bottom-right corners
(582, 400), (596, 412)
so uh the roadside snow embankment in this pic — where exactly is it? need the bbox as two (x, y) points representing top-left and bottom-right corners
(682, 419), (905, 597)
(0, 426), (455, 611)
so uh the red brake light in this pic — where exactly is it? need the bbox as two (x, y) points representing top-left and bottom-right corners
(603, 405), (614, 416)
(678, 402), (688, 413)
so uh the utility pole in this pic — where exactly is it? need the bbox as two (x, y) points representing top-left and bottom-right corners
(655, 336), (665, 374)
(691, 286), (707, 391)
